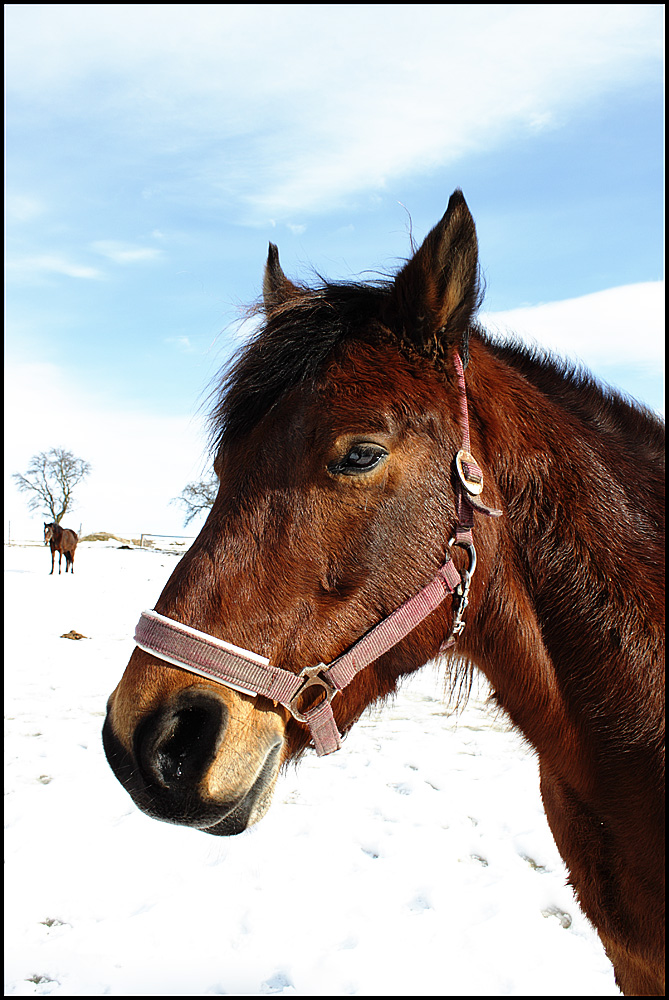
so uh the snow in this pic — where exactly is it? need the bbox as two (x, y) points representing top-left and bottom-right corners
(4, 542), (620, 996)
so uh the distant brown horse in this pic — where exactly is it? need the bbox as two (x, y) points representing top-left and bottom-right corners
(44, 522), (78, 575)
(103, 192), (664, 995)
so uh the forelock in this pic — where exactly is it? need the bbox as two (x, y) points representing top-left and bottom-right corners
(208, 281), (391, 452)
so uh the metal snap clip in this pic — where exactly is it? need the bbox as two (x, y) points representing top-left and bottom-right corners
(448, 538), (477, 639)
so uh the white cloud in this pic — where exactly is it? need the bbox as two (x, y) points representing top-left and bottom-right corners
(165, 336), (195, 353)
(480, 281), (664, 370)
(6, 254), (103, 281)
(5, 6), (662, 220)
(91, 241), (164, 264)
(6, 194), (45, 222)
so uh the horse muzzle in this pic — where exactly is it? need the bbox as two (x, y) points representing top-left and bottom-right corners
(102, 684), (285, 835)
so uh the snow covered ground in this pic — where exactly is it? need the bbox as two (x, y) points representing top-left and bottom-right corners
(5, 542), (620, 996)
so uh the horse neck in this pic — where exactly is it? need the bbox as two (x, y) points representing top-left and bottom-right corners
(467, 334), (661, 550)
(47, 524), (65, 549)
(461, 339), (663, 774)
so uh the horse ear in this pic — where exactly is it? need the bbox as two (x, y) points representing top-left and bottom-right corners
(263, 243), (300, 311)
(388, 190), (481, 359)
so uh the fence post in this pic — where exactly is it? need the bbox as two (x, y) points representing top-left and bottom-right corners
(138, 534), (194, 551)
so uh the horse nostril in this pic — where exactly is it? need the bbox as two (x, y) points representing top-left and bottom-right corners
(157, 706), (212, 784)
(136, 691), (227, 789)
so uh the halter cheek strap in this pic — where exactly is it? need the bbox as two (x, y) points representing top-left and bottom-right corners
(133, 350), (501, 756)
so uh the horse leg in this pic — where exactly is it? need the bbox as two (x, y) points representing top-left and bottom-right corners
(58, 550), (62, 574)
(50, 547), (55, 575)
(540, 767), (665, 996)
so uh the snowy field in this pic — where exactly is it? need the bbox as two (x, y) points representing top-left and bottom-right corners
(4, 542), (620, 996)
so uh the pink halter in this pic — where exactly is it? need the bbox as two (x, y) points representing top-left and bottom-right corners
(134, 351), (501, 755)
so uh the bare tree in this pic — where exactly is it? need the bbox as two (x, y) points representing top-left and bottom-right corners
(171, 478), (218, 526)
(13, 448), (91, 524)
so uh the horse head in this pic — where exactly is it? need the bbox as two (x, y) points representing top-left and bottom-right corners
(103, 191), (497, 834)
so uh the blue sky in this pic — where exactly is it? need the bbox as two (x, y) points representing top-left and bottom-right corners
(5, 4), (664, 538)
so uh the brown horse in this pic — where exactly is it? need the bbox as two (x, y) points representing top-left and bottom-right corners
(103, 192), (664, 995)
(44, 522), (78, 575)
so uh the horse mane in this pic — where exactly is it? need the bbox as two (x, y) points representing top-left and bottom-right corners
(482, 327), (664, 454)
(209, 281), (664, 465)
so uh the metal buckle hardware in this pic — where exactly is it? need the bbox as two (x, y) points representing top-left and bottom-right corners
(448, 539), (477, 638)
(455, 449), (484, 496)
(288, 664), (337, 723)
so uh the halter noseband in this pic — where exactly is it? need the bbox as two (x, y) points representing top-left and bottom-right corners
(133, 351), (501, 755)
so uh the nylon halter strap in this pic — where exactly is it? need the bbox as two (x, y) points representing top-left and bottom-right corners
(133, 350), (501, 756)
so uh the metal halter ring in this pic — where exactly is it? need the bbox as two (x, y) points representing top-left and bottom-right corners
(449, 537), (477, 578)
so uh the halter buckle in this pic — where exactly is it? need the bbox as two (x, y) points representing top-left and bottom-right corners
(289, 664), (337, 723)
(455, 449), (484, 496)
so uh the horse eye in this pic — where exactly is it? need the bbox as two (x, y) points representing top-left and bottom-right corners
(329, 443), (388, 476)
